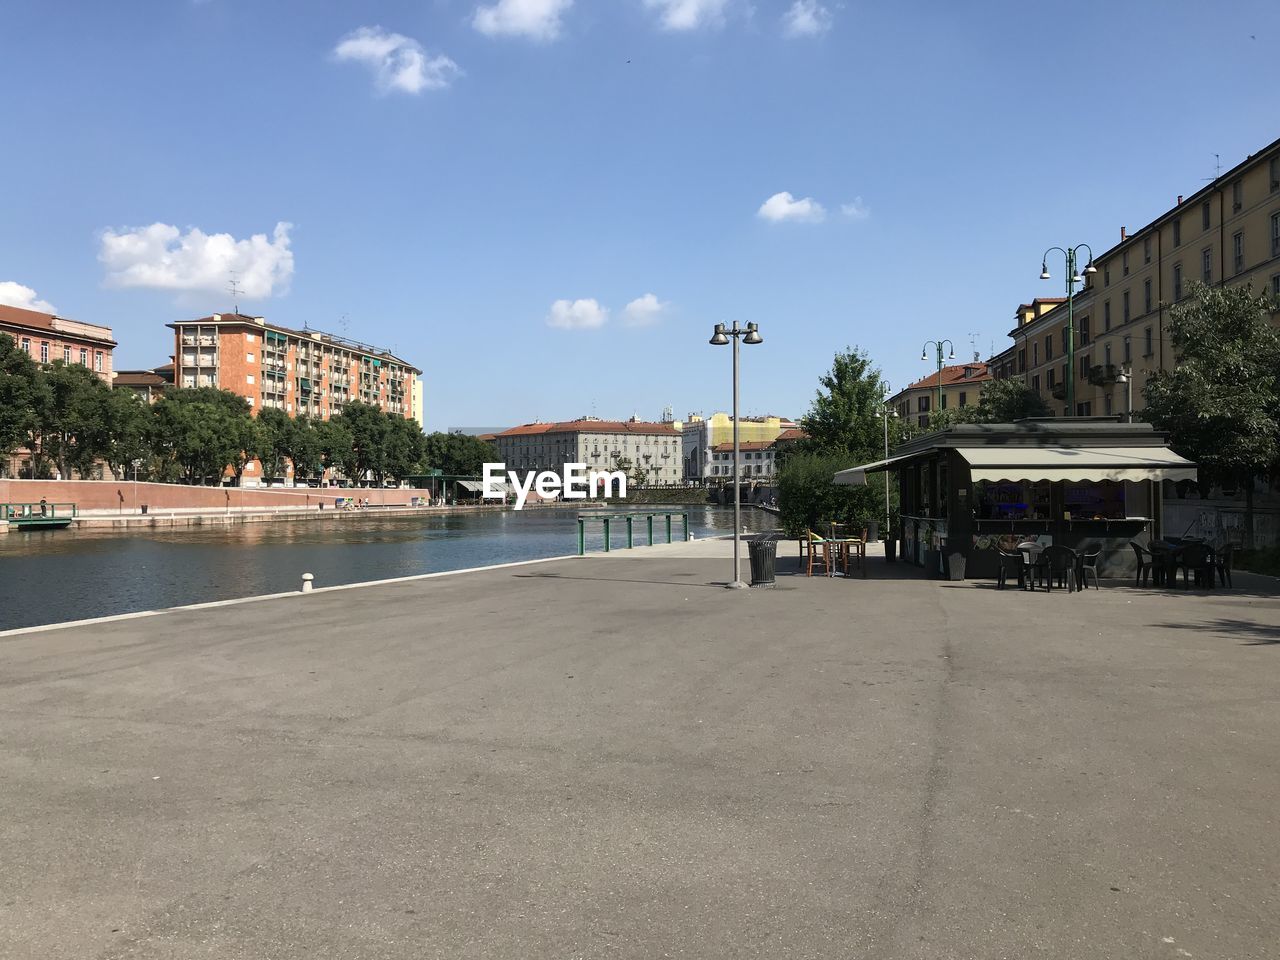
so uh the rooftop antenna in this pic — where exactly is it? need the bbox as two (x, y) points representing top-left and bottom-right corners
(1204, 153), (1222, 182)
(968, 332), (980, 362)
(227, 274), (243, 315)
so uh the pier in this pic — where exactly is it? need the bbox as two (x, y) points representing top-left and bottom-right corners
(3, 540), (1279, 958)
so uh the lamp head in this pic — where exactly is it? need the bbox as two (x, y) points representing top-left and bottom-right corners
(920, 349), (928, 361)
(709, 323), (729, 346)
(1083, 259), (1098, 275)
(1040, 263), (1051, 280)
(743, 322), (762, 345)
(1071, 273), (1084, 285)
(948, 347), (955, 360)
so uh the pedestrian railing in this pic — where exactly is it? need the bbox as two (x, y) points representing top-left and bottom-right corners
(577, 512), (690, 556)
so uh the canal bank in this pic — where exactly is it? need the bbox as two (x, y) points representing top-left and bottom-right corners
(3, 540), (1278, 959)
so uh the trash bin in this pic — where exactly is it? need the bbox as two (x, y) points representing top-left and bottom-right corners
(140, 504), (148, 515)
(944, 541), (966, 581)
(748, 538), (778, 587)
(885, 538), (897, 563)
(866, 520), (880, 542)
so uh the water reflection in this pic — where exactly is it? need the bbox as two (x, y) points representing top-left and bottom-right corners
(0, 506), (774, 630)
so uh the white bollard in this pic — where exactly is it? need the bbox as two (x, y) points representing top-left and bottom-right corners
(301, 573), (314, 593)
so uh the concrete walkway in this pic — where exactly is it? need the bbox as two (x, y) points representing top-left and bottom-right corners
(2, 544), (1278, 959)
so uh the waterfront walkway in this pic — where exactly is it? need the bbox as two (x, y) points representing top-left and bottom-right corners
(3, 543), (1279, 958)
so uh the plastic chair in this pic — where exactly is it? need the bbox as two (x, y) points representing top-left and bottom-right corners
(995, 549), (1025, 590)
(1215, 543), (1235, 588)
(1040, 544), (1078, 592)
(1179, 543), (1216, 589)
(1129, 541), (1152, 587)
(1077, 550), (1102, 591)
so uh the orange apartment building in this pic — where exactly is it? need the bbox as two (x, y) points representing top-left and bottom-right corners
(168, 313), (422, 422)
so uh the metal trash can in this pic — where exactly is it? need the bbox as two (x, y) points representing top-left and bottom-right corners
(867, 520), (880, 542)
(748, 538), (778, 587)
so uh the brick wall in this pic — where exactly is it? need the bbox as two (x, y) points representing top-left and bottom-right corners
(0, 480), (417, 512)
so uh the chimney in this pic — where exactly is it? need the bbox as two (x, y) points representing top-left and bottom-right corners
(1120, 226), (1127, 241)
(1177, 194), (1183, 205)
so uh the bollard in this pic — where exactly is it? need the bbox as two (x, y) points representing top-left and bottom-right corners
(301, 573), (314, 593)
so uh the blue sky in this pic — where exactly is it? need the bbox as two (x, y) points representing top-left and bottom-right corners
(1, 0), (1277, 430)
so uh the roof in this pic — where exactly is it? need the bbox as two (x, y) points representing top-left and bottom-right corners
(0, 303), (117, 346)
(168, 313), (420, 374)
(496, 419), (681, 438)
(711, 440), (776, 453)
(902, 362), (991, 392)
(114, 366), (175, 388)
(774, 428), (808, 442)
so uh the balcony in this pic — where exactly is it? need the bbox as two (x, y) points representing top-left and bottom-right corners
(1087, 364), (1121, 387)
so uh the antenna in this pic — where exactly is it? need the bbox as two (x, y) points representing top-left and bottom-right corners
(1204, 153), (1222, 182)
(968, 332), (980, 362)
(227, 274), (243, 315)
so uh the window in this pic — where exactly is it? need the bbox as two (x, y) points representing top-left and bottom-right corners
(1104, 394), (1113, 416)
(1061, 327), (1069, 355)
(80, 348), (88, 365)
(1273, 273), (1280, 297)
(1123, 290), (1131, 323)
(1172, 217), (1181, 247)
(1232, 179), (1243, 211)
(94, 351), (103, 372)
(1080, 315), (1090, 345)
(1032, 374), (1041, 393)
(1047, 368), (1056, 388)
(958, 391), (967, 407)
(1272, 156), (1280, 192)
(1203, 200), (1212, 230)
(1045, 335), (1053, 361)
(1144, 237), (1152, 263)
(63, 346), (71, 363)
(918, 395), (930, 412)
(1173, 263), (1183, 301)
(1144, 326), (1153, 357)
(1080, 354), (1090, 380)
(941, 393), (948, 409)
(1104, 265), (1110, 286)
(1033, 342), (1039, 366)
(1233, 231), (1244, 274)
(1122, 251), (1129, 276)
(1272, 212), (1280, 257)
(20, 337), (30, 354)
(1123, 337), (1132, 363)
(1202, 247), (1213, 283)
(246, 353), (255, 362)
(1104, 343), (1112, 366)
(1103, 300), (1111, 331)
(1143, 279), (1152, 314)
(1018, 348), (1026, 373)
(246, 374), (255, 385)
(247, 397), (255, 407)
(1077, 402), (1092, 416)
(39, 341), (49, 363)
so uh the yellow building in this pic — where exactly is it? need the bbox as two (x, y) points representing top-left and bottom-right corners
(990, 134), (1280, 418)
(681, 413), (797, 481)
(411, 376), (425, 426)
(890, 359), (991, 429)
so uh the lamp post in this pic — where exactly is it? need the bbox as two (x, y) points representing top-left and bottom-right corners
(1039, 244), (1097, 415)
(876, 387), (897, 538)
(1115, 363), (1134, 423)
(709, 320), (763, 589)
(920, 340), (955, 417)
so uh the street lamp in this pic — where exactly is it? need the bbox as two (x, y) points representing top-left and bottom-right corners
(875, 385), (897, 539)
(1039, 244), (1097, 415)
(1114, 363), (1134, 423)
(921, 340), (955, 417)
(709, 321), (763, 589)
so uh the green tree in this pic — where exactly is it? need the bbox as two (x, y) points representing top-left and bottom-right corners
(0, 333), (41, 468)
(102, 387), (153, 480)
(384, 417), (426, 481)
(282, 416), (325, 481)
(976, 377), (1052, 422)
(798, 347), (891, 458)
(777, 450), (884, 539)
(1142, 282), (1280, 545)
(35, 362), (114, 479)
(331, 402), (388, 483)
(316, 416), (356, 483)
(152, 388), (252, 484)
(254, 406), (293, 481)
(422, 432), (498, 476)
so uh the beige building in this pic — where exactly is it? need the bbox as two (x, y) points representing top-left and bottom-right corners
(0, 303), (115, 384)
(890, 360), (991, 429)
(990, 134), (1280, 418)
(681, 413), (798, 481)
(493, 417), (685, 485)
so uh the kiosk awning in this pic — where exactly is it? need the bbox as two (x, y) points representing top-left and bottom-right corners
(832, 454), (918, 486)
(456, 479), (486, 493)
(958, 446), (1197, 483)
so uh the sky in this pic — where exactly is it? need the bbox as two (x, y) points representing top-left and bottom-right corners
(1, 0), (1277, 431)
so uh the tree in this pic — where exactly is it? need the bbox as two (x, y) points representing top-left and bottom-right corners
(1142, 282), (1280, 546)
(976, 377), (1051, 422)
(384, 416), (426, 481)
(0, 333), (41, 468)
(422, 432), (497, 476)
(777, 450), (885, 539)
(331, 402), (388, 483)
(36, 362), (114, 479)
(254, 407), (293, 482)
(102, 387), (153, 480)
(282, 416), (324, 481)
(152, 388), (252, 484)
(798, 348), (890, 459)
(315, 416), (355, 482)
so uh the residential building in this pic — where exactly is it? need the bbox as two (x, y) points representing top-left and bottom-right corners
(411, 376), (425, 427)
(167, 313), (421, 422)
(113, 363), (174, 403)
(891, 359), (991, 428)
(493, 417), (684, 485)
(681, 413), (798, 481)
(0, 303), (116, 384)
(990, 133), (1280, 418)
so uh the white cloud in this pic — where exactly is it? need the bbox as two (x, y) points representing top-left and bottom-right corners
(757, 191), (826, 223)
(333, 26), (460, 94)
(99, 222), (295, 299)
(473, 0), (573, 40)
(841, 197), (870, 220)
(622, 293), (669, 327)
(782, 1), (832, 37)
(0, 281), (56, 314)
(547, 298), (608, 330)
(645, 0), (730, 31)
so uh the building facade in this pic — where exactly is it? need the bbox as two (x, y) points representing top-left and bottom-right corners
(681, 414), (798, 482)
(890, 360), (991, 429)
(168, 314), (421, 422)
(990, 134), (1280, 419)
(1, 303), (116, 384)
(112, 363), (174, 403)
(493, 418), (684, 484)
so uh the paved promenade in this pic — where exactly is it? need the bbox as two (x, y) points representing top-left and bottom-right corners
(2, 543), (1279, 959)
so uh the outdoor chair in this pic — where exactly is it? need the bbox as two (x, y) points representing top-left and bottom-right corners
(1129, 541), (1153, 587)
(1178, 543), (1216, 589)
(1076, 549), (1102, 591)
(1016, 541), (1047, 590)
(1215, 543), (1235, 588)
(805, 531), (831, 577)
(995, 549), (1026, 590)
(1148, 543), (1180, 588)
(1039, 544), (1079, 592)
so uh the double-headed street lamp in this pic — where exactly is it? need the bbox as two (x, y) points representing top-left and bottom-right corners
(875, 385), (897, 538)
(1039, 244), (1097, 415)
(921, 340), (955, 417)
(709, 321), (763, 589)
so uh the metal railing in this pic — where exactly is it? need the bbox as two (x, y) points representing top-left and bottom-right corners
(3, 501), (78, 520)
(577, 512), (690, 556)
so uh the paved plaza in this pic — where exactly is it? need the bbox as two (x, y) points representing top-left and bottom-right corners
(2, 542), (1279, 959)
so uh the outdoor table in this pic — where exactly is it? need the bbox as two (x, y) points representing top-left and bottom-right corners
(1016, 542), (1046, 591)
(826, 538), (866, 578)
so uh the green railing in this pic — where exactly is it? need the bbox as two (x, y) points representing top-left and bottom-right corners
(577, 512), (690, 556)
(2, 501), (79, 521)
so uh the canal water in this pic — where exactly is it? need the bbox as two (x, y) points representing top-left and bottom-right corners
(0, 506), (775, 631)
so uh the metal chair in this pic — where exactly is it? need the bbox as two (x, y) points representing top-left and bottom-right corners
(1040, 544), (1079, 592)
